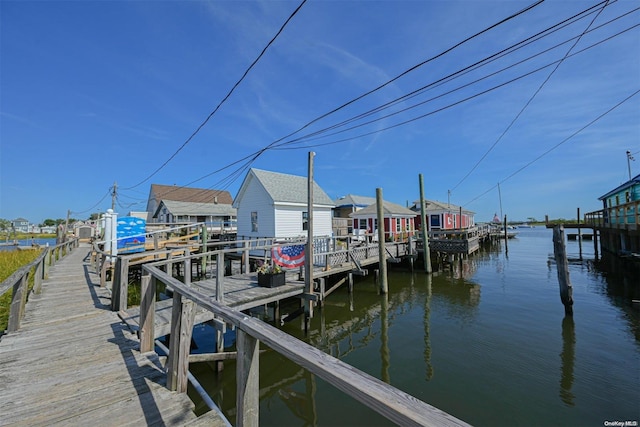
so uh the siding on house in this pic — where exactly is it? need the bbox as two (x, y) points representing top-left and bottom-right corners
(236, 173), (276, 237)
(146, 184), (233, 223)
(234, 168), (334, 239)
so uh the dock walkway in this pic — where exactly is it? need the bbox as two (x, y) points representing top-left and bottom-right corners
(0, 243), (226, 426)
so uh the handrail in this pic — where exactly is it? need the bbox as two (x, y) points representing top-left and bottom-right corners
(140, 264), (472, 427)
(584, 200), (639, 229)
(0, 238), (79, 334)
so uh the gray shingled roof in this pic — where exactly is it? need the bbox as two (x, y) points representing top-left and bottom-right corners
(334, 194), (377, 208)
(350, 200), (415, 217)
(251, 169), (334, 206)
(410, 199), (475, 214)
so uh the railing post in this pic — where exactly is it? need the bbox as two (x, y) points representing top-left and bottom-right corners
(243, 240), (250, 274)
(7, 274), (29, 332)
(236, 328), (260, 427)
(111, 258), (122, 311)
(139, 273), (156, 353)
(216, 252), (224, 303)
(182, 248), (191, 285)
(34, 258), (44, 294)
(118, 257), (130, 312)
(167, 292), (195, 393)
(44, 248), (51, 279)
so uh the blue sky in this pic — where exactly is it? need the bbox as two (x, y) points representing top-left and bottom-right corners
(1, 0), (638, 225)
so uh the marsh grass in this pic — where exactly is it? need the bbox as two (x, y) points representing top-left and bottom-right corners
(0, 249), (42, 332)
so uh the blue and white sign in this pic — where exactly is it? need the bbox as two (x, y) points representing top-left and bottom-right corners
(117, 216), (146, 254)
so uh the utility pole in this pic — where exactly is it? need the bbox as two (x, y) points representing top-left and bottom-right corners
(418, 174), (432, 274)
(304, 152), (315, 325)
(627, 150), (635, 180)
(111, 181), (117, 210)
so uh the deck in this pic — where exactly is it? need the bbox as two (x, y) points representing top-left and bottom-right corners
(0, 244), (227, 426)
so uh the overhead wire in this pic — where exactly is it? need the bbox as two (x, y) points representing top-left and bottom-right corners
(450, 0), (611, 192)
(117, 0), (635, 216)
(70, 187), (113, 216)
(129, 0), (548, 204)
(269, 0), (617, 150)
(267, 23), (639, 151)
(463, 89), (640, 206)
(271, 2), (634, 152)
(121, 0), (308, 191)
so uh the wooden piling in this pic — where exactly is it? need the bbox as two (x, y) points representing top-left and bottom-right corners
(376, 188), (388, 294)
(553, 226), (574, 316)
(305, 152), (315, 321)
(503, 215), (508, 253)
(418, 174), (432, 274)
(577, 207), (582, 259)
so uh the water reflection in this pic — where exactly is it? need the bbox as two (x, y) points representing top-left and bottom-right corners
(424, 274), (433, 381)
(277, 370), (318, 425)
(559, 316), (576, 407)
(380, 293), (390, 383)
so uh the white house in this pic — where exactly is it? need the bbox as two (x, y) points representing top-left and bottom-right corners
(233, 168), (335, 239)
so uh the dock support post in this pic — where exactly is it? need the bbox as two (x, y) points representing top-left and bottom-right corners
(376, 188), (388, 294)
(348, 273), (353, 293)
(167, 293), (195, 392)
(215, 328), (225, 372)
(577, 207), (583, 260)
(304, 152), (315, 322)
(418, 174), (432, 273)
(503, 215), (509, 253)
(236, 329), (259, 427)
(216, 252), (224, 303)
(183, 249), (191, 286)
(243, 240), (250, 274)
(593, 229), (599, 260)
(139, 273), (156, 353)
(553, 226), (574, 316)
(201, 224), (208, 278)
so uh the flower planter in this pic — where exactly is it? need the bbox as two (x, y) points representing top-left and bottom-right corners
(257, 272), (286, 288)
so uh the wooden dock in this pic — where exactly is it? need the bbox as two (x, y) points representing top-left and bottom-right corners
(0, 244), (227, 426)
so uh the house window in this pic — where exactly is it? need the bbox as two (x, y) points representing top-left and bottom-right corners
(396, 219), (402, 233)
(251, 211), (258, 232)
(430, 215), (440, 227)
(358, 219), (367, 230)
(302, 211), (309, 231)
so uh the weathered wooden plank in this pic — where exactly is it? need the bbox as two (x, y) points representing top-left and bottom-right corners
(0, 244), (222, 427)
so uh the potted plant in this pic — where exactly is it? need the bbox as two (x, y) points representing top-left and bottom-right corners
(256, 262), (285, 287)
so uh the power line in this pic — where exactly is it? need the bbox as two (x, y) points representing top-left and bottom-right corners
(160, 0), (548, 201)
(122, 0), (308, 191)
(269, 3), (634, 152)
(71, 187), (113, 215)
(463, 88), (640, 206)
(248, 0), (546, 160)
(450, 0), (612, 192)
(270, 0), (615, 150)
(270, 23), (638, 152)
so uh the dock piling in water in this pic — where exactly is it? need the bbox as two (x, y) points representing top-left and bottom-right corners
(553, 226), (574, 316)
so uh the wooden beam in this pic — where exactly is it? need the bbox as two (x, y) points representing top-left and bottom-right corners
(236, 329), (259, 427)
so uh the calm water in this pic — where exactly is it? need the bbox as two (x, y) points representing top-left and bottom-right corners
(0, 238), (57, 252)
(188, 228), (640, 426)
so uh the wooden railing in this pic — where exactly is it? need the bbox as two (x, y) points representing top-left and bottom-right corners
(0, 238), (78, 333)
(138, 260), (471, 427)
(101, 235), (411, 312)
(584, 200), (639, 230)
